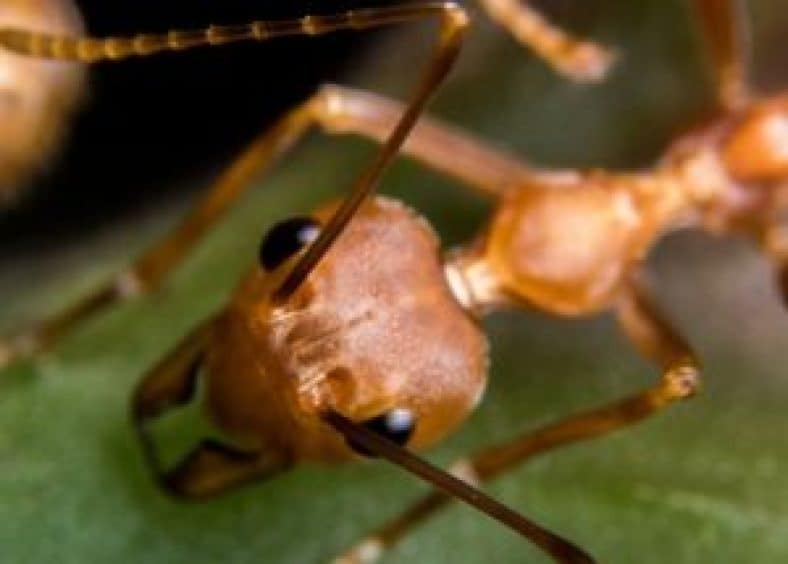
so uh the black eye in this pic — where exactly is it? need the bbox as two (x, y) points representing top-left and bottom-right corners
(258, 217), (320, 271)
(349, 408), (416, 457)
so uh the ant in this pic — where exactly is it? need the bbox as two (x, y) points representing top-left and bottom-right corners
(0, 1), (614, 562)
(0, 0), (779, 562)
(0, 0), (85, 203)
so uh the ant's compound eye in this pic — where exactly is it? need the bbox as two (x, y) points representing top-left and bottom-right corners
(258, 217), (320, 271)
(350, 408), (416, 457)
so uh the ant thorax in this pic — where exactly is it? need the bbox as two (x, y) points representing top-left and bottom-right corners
(204, 196), (489, 461)
(448, 171), (701, 318)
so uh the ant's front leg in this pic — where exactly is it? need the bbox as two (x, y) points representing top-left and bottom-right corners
(0, 106), (316, 370)
(0, 82), (530, 370)
(691, 0), (752, 110)
(334, 272), (701, 563)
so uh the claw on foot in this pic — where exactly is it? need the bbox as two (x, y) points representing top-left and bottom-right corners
(664, 362), (701, 399)
(333, 537), (385, 564)
(557, 41), (618, 83)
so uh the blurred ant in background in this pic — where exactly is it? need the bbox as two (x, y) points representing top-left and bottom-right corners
(0, 0), (84, 203)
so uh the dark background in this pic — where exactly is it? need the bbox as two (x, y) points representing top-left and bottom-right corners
(0, 0), (394, 250)
(0, 0), (617, 255)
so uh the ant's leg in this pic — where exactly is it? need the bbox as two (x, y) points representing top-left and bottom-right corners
(311, 84), (533, 197)
(334, 275), (701, 563)
(0, 2), (470, 365)
(0, 84), (512, 367)
(131, 315), (291, 498)
(691, 0), (752, 109)
(0, 104), (317, 368)
(478, 0), (616, 83)
(760, 224), (788, 306)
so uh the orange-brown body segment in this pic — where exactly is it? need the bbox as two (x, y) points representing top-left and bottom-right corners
(482, 172), (689, 315)
(456, 94), (788, 319)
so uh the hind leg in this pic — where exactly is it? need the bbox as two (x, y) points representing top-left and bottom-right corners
(479, 0), (616, 82)
(334, 273), (701, 562)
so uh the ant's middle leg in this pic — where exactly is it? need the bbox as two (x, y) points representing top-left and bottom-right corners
(312, 84), (535, 197)
(478, 0), (616, 83)
(0, 104), (316, 369)
(334, 272), (701, 563)
(691, 0), (752, 110)
(0, 82), (543, 369)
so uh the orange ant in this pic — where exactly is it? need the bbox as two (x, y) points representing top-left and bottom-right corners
(0, 0), (779, 562)
(0, 0), (85, 203)
(0, 1), (610, 562)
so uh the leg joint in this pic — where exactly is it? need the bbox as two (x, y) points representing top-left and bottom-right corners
(663, 358), (702, 399)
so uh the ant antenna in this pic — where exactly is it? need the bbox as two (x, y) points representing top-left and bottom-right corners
(272, 4), (468, 301)
(323, 411), (595, 564)
(0, 2), (469, 304)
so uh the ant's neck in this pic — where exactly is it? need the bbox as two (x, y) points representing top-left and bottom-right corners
(443, 251), (507, 317)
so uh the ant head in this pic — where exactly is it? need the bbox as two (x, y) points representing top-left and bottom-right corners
(209, 196), (488, 461)
(0, 0), (85, 201)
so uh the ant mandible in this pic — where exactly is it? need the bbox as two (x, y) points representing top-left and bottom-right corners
(334, 0), (787, 560)
(1, 0), (781, 563)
